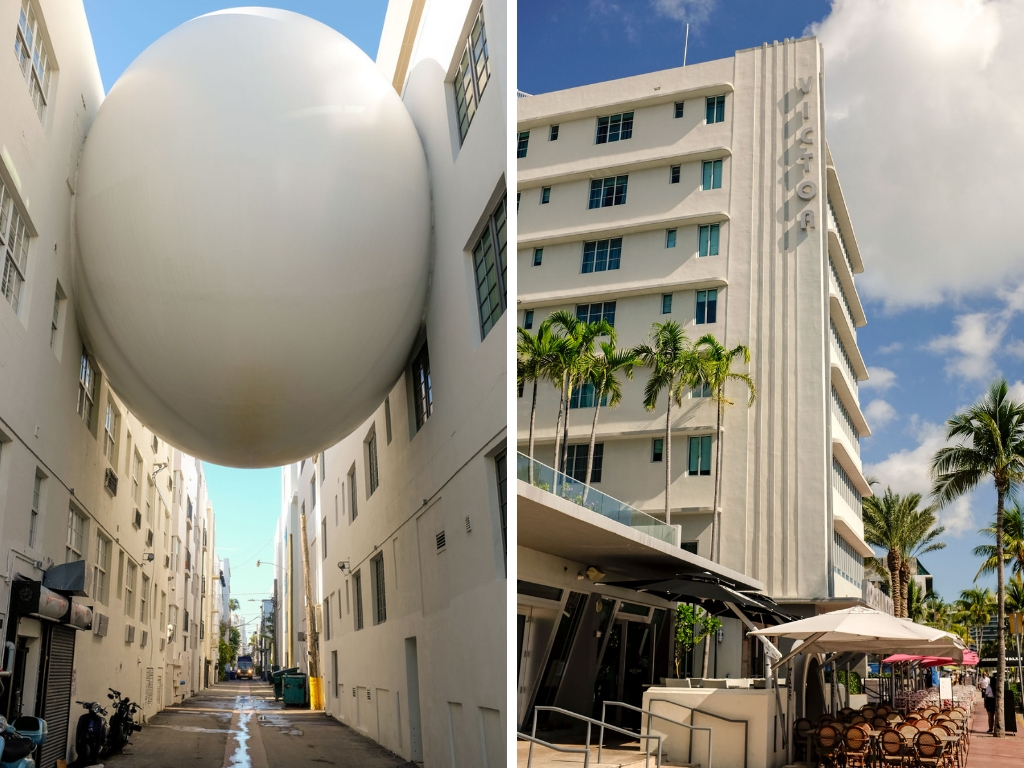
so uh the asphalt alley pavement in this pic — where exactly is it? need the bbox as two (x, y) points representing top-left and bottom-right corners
(102, 679), (416, 768)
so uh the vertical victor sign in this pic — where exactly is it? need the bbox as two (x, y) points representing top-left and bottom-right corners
(794, 75), (818, 231)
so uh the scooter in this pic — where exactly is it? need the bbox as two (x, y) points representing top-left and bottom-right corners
(0, 715), (46, 768)
(104, 689), (141, 755)
(71, 700), (108, 767)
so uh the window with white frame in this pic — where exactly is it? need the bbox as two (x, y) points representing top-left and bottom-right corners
(348, 465), (358, 522)
(473, 195), (507, 338)
(411, 343), (433, 430)
(692, 380), (712, 398)
(140, 573), (149, 622)
(171, 536), (181, 572)
(353, 570), (364, 630)
(595, 112), (633, 144)
(701, 159), (723, 190)
(132, 450), (143, 504)
(581, 238), (621, 273)
(517, 131), (529, 158)
(695, 289), (718, 324)
(124, 561), (137, 616)
(687, 435), (713, 476)
(453, 5), (490, 143)
(321, 517), (327, 561)
(588, 176), (628, 209)
(662, 294), (673, 314)
(94, 532), (111, 604)
(0, 178), (30, 314)
(103, 402), (120, 464)
(705, 95), (725, 124)
(77, 348), (97, 428)
(14, 1), (53, 121)
(66, 506), (86, 563)
(366, 427), (379, 495)
(699, 224), (720, 257)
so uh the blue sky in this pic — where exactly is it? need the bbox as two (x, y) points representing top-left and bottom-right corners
(82, 0), (390, 631)
(519, 0), (1024, 605)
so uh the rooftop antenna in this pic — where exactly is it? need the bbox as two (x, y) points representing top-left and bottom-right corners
(683, 23), (690, 66)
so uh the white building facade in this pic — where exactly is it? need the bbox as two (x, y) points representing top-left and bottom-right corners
(0, 2), (221, 765)
(274, 1), (507, 765)
(516, 38), (889, 723)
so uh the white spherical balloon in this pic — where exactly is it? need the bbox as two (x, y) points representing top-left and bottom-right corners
(74, 8), (430, 468)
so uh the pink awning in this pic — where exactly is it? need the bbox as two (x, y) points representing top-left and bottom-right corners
(882, 651), (978, 667)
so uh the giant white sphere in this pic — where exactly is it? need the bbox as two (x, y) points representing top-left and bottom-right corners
(74, 9), (430, 468)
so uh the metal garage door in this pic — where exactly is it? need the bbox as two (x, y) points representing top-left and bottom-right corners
(37, 624), (76, 768)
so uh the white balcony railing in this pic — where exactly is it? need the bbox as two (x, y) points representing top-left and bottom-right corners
(862, 579), (894, 615)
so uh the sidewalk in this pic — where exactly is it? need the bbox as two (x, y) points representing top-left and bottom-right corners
(964, 707), (1023, 768)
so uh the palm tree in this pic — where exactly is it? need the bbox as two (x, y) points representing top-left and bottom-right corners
(906, 578), (926, 623)
(956, 587), (996, 652)
(861, 487), (946, 618)
(1007, 573), (1024, 614)
(635, 321), (700, 527)
(931, 379), (1024, 737)
(694, 334), (756, 562)
(582, 340), (638, 489)
(972, 500), (1024, 581)
(517, 322), (563, 480)
(547, 311), (614, 476)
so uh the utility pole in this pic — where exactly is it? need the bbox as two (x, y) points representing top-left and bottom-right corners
(299, 507), (324, 709)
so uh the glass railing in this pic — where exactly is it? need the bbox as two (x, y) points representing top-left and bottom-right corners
(517, 453), (676, 545)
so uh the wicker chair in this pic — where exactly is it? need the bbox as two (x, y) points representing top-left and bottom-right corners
(914, 731), (949, 768)
(874, 716), (891, 729)
(930, 725), (961, 768)
(879, 727), (911, 768)
(863, 707), (877, 719)
(843, 724), (872, 768)
(840, 707), (855, 721)
(793, 718), (815, 763)
(877, 705), (892, 716)
(815, 723), (844, 768)
(913, 719), (932, 732)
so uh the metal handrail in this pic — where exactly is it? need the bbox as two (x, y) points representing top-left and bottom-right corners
(601, 700), (713, 768)
(517, 732), (590, 768)
(532, 705), (663, 768)
(647, 697), (749, 768)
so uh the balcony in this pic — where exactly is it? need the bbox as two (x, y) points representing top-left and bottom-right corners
(862, 578), (894, 615)
(517, 453), (675, 544)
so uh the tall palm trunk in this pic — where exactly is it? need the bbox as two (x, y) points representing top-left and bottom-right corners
(553, 371), (568, 477)
(887, 550), (903, 618)
(528, 379), (539, 483)
(583, 380), (605, 499)
(664, 377), (674, 527)
(712, 397), (724, 562)
(561, 379), (575, 479)
(995, 485), (1007, 737)
(900, 562), (912, 619)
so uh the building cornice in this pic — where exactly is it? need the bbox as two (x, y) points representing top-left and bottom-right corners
(518, 275), (728, 309)
(518, 146), (732, 190)
(519, 210), (730, 250)
(826, 164), (864, 273)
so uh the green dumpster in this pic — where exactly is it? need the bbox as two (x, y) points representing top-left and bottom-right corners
(273, 667), (299, 701)
(282, 673), (308, 706)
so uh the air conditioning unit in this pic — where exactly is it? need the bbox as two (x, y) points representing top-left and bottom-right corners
(93, 613), (109, 637)
(133, 509), (142, 529)
(141, 630), (149, 648)
(104, 468), (118, 496)
(146, 530), (154, 547)
(125, 624), (136, 644)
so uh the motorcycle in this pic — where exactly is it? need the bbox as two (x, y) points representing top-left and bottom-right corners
(104, 689), (141, 755)
(71, 700), (108, 767)
(0, 715), (46, 768)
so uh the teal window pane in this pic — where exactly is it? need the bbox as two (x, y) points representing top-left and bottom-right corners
(702, 161), (712, 189)
(688, 437), (700, 475)
(699, 225), (709, 256)
(662, 294), (672, 314)
(712, 159), (722, 189)
(700, 436), (713, 474)
(709, 223), (720, 255)
(666, 229), (676, 248)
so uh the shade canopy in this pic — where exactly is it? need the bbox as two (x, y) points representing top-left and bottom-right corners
(604, 575), (793, 625)
(883, 651), (979, 667)
(749, 606), (968, 661)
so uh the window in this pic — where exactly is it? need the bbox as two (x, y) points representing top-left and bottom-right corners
(581, 238), (621, 274)
(310, 476), (316, 509)
(706, 95), (725, 124)
(596, 112), (633, 144)
(516, 192), (520, 211)
(549, 125), (559, 140)
(517, 131), (530, 158)
(321, 517), (327, 561)
(50, 287), (62, 348)
(540, 186), (550, 204)
(692, 380), (712, 398)
(453, 6), (490, 142)
(323, 598), (331, 641)
(674, 101), (685, 118)
(124, 561), (137, 616)
(77, 349), (97, 428)
(372, 553), (386, 624)
(411, 342), (433, 429)
(171, 536), (180, 572)
(688, 435), (713, 476)
(523, 310), (534, 330)
(666, 229), (677, 248)
(588, 176), (628, 209)
(833, 530), (864, 586)
(695, 289), (718, 325)
(30, 471), (43, 548)
(702, 159), (723, 190)
(103, 402), (120, 464)
(575, 301), (616, 327)
(320, 452), (326, 482)
(169, 605), (178, 642)
(699, 224), (720, 257)
(66, 507), (86, 563)
(662, 294), (673, 314)
(366, 428), (379, 495)
(651, 438), (664, 462)
(94, 533), (111, 604)
(132, 450), (143, 504)
(681, 541), (699, 555)
(495, 449), (507, 573)
(384, 398), (392, 444)
(348, 465), (358, 522)
(569, 382), (608, 409)
(670, 165), (680, 184)
(473, 195), (507, 338)
(14, 1), (52, 121)
(565, 444), (603, 483)
(353, 570), (364, 630)
(332, 651), (339, 699)
(533, 248), (543, 266)
(833, 457), (862, 512)
(140, 573), (149, 622)
(1, 178), (30, 314)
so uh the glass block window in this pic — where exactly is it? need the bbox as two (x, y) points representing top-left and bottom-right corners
(412, 342), (433, 430)
(565, 443), (603, 483)
(705, 95), (725, 124)
(0, 179), (30, 314)
(695, 289), (717, 325)
(14, 0), (53, 121)
(588, 176), (628, 209)
(575, 301), (616, 327)
(699, 224), (720, 256)
(702, 159), (723, 190)
(688, 435), (713, 476)
(517, 131), (530, 158)
(581, 238), (622, 273)
(453, 6), (490, 142)
(596, 112), (633, 144)
(473, 195), (507, 338)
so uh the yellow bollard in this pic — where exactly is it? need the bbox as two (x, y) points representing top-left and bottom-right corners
(309, 676), (325, 710)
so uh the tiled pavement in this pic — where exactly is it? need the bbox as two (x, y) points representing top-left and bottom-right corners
(964, 708), (1024, 768)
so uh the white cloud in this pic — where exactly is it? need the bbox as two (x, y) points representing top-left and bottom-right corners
(864, 399), (897, 430)
(925, 312), (1008, 380)
(877, 342), (903, 355)
(811, 0), (1024, 309)
(652, 0), (718, 25)
(862, 366), (897, 391)
(863, 420), (976, 535)
(1008, 380), (1024, 401)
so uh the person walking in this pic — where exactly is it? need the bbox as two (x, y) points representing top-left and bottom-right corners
(983, 672), (998, 733)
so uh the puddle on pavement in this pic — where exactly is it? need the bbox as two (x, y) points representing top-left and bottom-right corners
(257, 713), (303, 736)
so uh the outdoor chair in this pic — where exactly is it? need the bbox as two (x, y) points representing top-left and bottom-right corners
(843, 724), (872, 768)
(814, 723), (844, 768)
(874, 716), (891, 729)
(898, 723), (920, 744)
(850, 715), (868, 725)
(840, 707), (855, 721)
(794, 718), (815, 763)
(877, 706), (892, 716)
(887, 713), (904, 723)
(913, 731), (949, 768)
(929, 725), (961, 768)
(879, 727), (911, 768)
(863, 708), (877, 719)
(913, 720), (932, 732)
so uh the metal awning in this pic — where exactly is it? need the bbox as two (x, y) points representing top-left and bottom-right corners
(603, 575), (795, 625)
